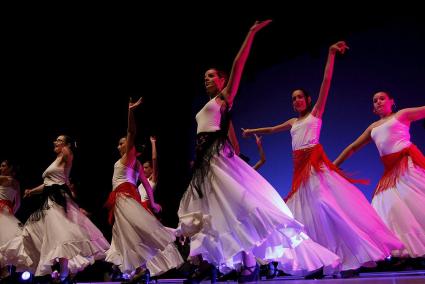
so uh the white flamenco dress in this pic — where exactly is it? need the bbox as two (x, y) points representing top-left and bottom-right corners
(371, 116), (425, 258)
(286, 113), (404, 270)
(178, 98), (341, 276)
(105, 160), (183, 276)
(0, 182), (31, 271)
(20, 159), (110, 276)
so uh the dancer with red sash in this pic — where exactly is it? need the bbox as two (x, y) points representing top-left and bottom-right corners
(0, 160), (29, 277)
(335, 91), (425, 258)
(105, 97), (183, 281)
(243, 42), (404, 272)
(178, 21), (343, 283)
(10, 135), (109, 283)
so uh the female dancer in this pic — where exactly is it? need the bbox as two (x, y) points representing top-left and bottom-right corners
(178, 20), (341, 282)
(335, 91), (425, 258)
(243, 42), (404, 272)
(138, 136), (158, 209)
(20, 135), (110, 283)
(0, 160), (28, 277)
(105, 98), (183, 281)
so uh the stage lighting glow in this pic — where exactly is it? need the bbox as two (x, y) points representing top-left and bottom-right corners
(122, 272), (131, 279)
(21, 271), (31, 280)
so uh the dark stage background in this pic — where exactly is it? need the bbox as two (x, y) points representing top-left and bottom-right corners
(2, 6), (424, 238)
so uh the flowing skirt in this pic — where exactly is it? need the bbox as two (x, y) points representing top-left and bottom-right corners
(287, 163), (405, 270)
(178, 147), (341, 276)
(372, 157), (425, 258)
(0, 208), (31, 271)
(105, 195), (184, 276)
(21, 196), (110, 276)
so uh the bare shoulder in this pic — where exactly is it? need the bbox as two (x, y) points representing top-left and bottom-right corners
(394, 108), (415, 119)
(369, 118), (389, 132)
(288, 117), (298, 125)
(394, 109), (407, 117)
(369, 120), (380, 130)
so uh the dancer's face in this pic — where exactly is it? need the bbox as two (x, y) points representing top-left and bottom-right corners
(143, 161), (153, 178)
(0, 161), (11, 176)
(117, 137), (127, 157)
(53, 135), (67, 154)
(204, 69), (225, 96)
(292, 89), (310, 113)
(373, 92), (394, 117)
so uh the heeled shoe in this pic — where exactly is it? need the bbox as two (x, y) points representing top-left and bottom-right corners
(183, 261), (217, 284)
(51, 270), (60, 283)
(129, 268), (150, 284)
(238, 264), (259, 283)
(217, 269), (238, 281)
(265, 262), (277, 279)
(340, 268), (359, 278)
(0, 267), (10, 280)
(304, 266), (324, 280)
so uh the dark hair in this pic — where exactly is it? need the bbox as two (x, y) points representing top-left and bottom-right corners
(374, 91), (393, 99)
(210, 68), (229, 87)
(142, 160), (153, 167)
(1, 159), (13, 171)
(1, 159), (20, 178)
(61, 134), (77, 152)
(292, 88), (313, 113)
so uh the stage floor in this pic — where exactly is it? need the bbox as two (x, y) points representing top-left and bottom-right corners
(77, 269), (425, 283)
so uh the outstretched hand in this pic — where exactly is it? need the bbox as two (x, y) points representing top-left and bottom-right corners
(330, 41), (349, 54)
(129, 97), (143, 110)
(241, 128), (252, 138)
(23, 189), (32, 198)
(250, 19), (272, 33)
